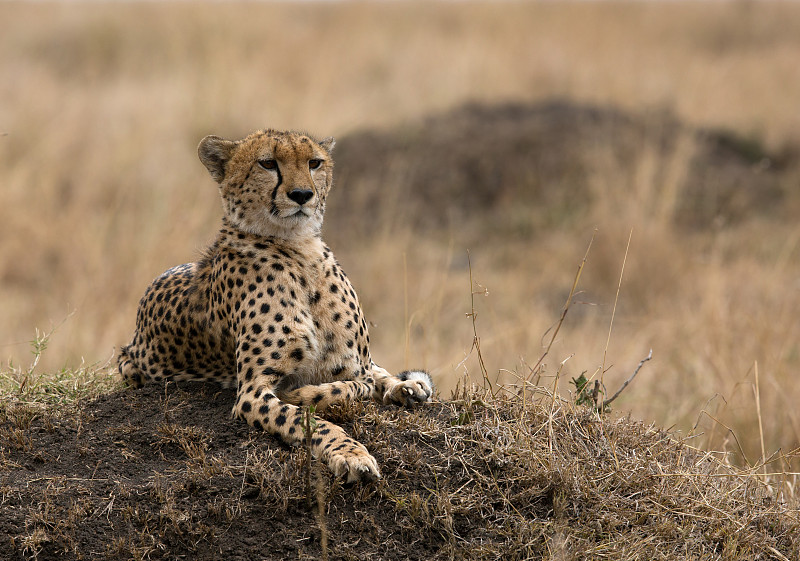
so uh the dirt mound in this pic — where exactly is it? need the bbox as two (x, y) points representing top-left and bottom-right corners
(2, 382), (797, 560)
(328, 102), (787, 239)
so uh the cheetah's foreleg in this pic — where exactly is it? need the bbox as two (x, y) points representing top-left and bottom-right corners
(232, 379), (380, 483)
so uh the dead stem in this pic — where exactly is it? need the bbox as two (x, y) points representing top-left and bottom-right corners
(529, 231), (596, 382)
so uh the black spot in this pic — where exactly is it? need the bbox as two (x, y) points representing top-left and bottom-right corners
(271, 263), (284, 271)
(241, 400), (252, 413)
(252, 324), (263, 334)
(275, 414), (287, 427)
(252, 419), (263, 430)
(259, 404), (270, 415)
(271, 352), (281, 360)
(330, 284), (338, 293)
(261, 303), (270, 314)
(274, 313), (284, 322)
(290, 349), (304, 362)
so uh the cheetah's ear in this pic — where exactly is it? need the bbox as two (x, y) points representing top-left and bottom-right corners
(318, 136), (335, 153)
(198, 135), (236, 183)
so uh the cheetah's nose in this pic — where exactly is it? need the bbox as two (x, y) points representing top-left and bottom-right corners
(287, 189), (314, 206)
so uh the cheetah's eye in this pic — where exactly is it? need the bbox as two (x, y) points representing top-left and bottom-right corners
(258, 159), (278, 171)
(309, 159), (323, 171)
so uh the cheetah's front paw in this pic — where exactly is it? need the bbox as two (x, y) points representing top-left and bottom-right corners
(383, 370), (433, 407)
(327, 443), (381, 484)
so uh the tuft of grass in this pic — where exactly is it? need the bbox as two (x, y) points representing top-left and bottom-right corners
(0, 322), (120, 410)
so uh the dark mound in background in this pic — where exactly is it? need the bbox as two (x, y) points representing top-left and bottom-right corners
(328, 102), (788, 240)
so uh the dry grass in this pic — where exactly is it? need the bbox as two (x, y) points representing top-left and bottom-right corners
(2, 0), (800, 502)
(2, 381), (798, 560)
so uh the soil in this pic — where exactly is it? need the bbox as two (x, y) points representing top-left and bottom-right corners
(1, 384), (466, 560)
(2, 381), (798, 561)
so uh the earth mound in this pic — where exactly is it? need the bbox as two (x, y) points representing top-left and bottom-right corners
(2, 382), (797, 560)
(328, 102), (788, 240)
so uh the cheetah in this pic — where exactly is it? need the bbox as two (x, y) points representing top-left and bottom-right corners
(118, 129), (432, 483)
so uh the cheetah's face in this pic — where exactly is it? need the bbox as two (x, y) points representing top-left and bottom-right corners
(198, 130), (335, 239)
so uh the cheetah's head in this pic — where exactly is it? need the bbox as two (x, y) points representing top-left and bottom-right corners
(198, 130), (335, 239)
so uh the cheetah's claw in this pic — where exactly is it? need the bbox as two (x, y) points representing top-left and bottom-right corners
(383, 377), (433, 408)
(328, 446), (381, 484)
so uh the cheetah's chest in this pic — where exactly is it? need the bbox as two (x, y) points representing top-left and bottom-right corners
(210, 240), (371, 381)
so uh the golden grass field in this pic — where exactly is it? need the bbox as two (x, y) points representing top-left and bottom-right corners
(2, 0), (800, 485)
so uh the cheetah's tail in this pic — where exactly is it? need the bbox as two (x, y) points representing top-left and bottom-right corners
(117, 345), (145, 388)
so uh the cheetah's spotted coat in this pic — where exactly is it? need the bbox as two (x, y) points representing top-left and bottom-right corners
(118, 130), (432, 482)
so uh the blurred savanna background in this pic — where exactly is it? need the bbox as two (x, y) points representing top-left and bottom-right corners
(2, 1), (800, 477)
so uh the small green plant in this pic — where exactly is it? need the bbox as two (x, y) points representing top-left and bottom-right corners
(8, 327), (53, 394)
(301, 404), (329, 561)
(451, 398), (479, 426)
(571, 350), (652, 414)
(449, 375), (486, 425)
(302, 404), (318, 508)
(0, 316), (118, 406)
(571, 373), (607, 413)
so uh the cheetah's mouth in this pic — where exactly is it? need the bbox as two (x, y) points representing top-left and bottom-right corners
(270, 206), (311, 221)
